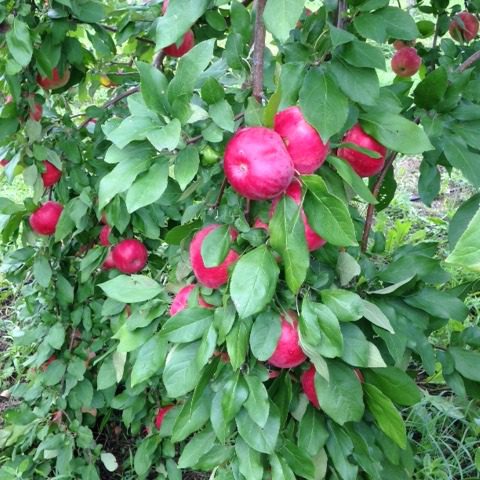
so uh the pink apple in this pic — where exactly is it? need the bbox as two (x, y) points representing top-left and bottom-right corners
(99, 225), (111, 247)
(268, 312), (306, 368)
(164, 30), (195, 58)
(224, 127), (295, 200)
(155, 405), (174, 431)
(270, 179), (326, 251)
(41, 161), (62, 187)
(111, 239), (148, 274)
(102, 251), (116, 270)
(29, 201), (63, 236)
(273, 106), (329, 174)
(29, 103), (43, 122)
(301, 364), (320, 409)
(36, 68), (71, 90)
(169, 284), (212, 316)
(189, 224), (239, 288)
(449, 11), (479, 42)
(337, 124), (387, 177)
(391, 47), (421, 77)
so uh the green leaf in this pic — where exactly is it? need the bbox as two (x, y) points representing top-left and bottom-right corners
(131, 334), (168, 386)
(99, 275), (162, 304)
(98, 152), (151, 209)
(270, 196), (309, 293)
(107, 116), (159, 149)
(364, 383), (407, 449)
(298, 407), (329, 456)
(336, 251), (361, 286)
(167, 40), (215, 105)
(230, 246), (279, 319)
(226, 319), (251, 370)
(263, 0), (305, 42)
(174, 146), (200, 191)
(250, 311), (282, 361)
(244, 375), (270, 428)
(449, 347), (480, 382)
(405, 288), (468, 321)
(113, 324), (155, 353)
(97, 357), (117, 390)
(222, 374), (249, 423)
(137, 61), (168, 115)
(155, 0), (209, 50)
(201, 224), (231, 268)
(147, 120), (181, 152)
(303, 175), (357, 246)
(100, 453), (118, 473)
(360, 112), (433, 155)
(46, 323), (65, 350)
(340, 323), (386, 368)
(329, 24), (356, 48)
(354, 7), (419, 43)
(413, 66), (448, 110)
(209, 99), (235, 133)
(201, 78), (225, 104)
(270, 454), (296, 480)
(442, 136), (480, 188)
(329, 60), (379, 106)
(340, 41), (386, 71)
(448, 194), (480, 250)
(314, 360), (365, 425)
(126, 160), (169, 213)
(6, 19), (33, 67)
(134, 436), (160, 476)
(160, 308), (213, 343)
(236, 404), (280, 454)
(279, 440), (316, 480)
(361, 300), (394, 333)
(363, 367), (421, 406)
(235, 437), (264, 480)
(279, 62), (305, 110)
(33, 256), (52, 288)
(178, 431), (216, 469)
(299, 68), (348, 141)
(327, 156), (377, 204)
(163, 342), (202, 397)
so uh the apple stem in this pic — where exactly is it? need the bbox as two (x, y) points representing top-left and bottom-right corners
(458, 50), (480, 72)
(360, 151), (397, 253)
(252, 0), (267, 103)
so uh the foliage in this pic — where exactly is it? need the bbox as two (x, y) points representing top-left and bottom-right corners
(0, 0), (479, 479)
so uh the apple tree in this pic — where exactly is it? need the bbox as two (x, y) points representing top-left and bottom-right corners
(0, 0), (479, 478)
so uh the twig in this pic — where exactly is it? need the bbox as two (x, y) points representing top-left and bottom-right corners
(78, 86), (140, 129)
(458, 50), (480, 72)
(360, 152), (397, 252)
(336, 0), (347, 29)
(99, 23), (155, 45)
(211, 178), (228, 209)
(252, 0), (267, 103)
(242, 0), (254, 6)
(153, 51), (166, 69)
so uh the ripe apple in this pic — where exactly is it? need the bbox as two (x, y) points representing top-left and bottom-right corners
(36, 68), (71, 90)
(0, 159), (8, 167)
(268, 312), (306, 368)
(41, 161), (62, 187)
(29, 201), (64, 236)
(391, 47), (421, 77)
(273, 106), (329, 174)
(189, 224), (239, 288)
(29, 103), (43, 122)
(337, 124), (387, 177)
(162, 0), (195, 58)
(253, 218), (269, 231)
(449, 11), (479, 42)
(169, 284), (212, 316)
(99, 225), (112, 247)
(224, 127), (294, 200)
(111, 239), (148, 274)
(393, 40), (415, 50)
(155, 404), (174, 431)
(301, 364), (320, 409)
(270, 179), (326, 251)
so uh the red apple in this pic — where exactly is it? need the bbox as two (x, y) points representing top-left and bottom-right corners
(224, 127), (294, 200)
(0, 159), (8, 167)
(41, 161), (62, 187)
(393, 40), (415, 50)
(162, 0), (169, 13)
(5, 95), (13, 104)
(29, 201), (63, 236)
(155, 405), (174, 431)
(29, 103), (43, 122)
(337, 124), (387, 177)
(163, 30), (195, 58)
(449, 11), (479, 42)
(103, 252), (116, 270)
(301, 364), (320, 409)
(111, 239), (148, 274)
(99, 225), (112, 247)
(169, 284), (212, 316)
(189, 224), (239, 288)
(36, 68), (71, 90)
(273, 106), (329, 174)
(391, 47), (421, 77)
(253, 218), (269, 231)
(270, 179), (326, 251)
(268, 312), (306, 369)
